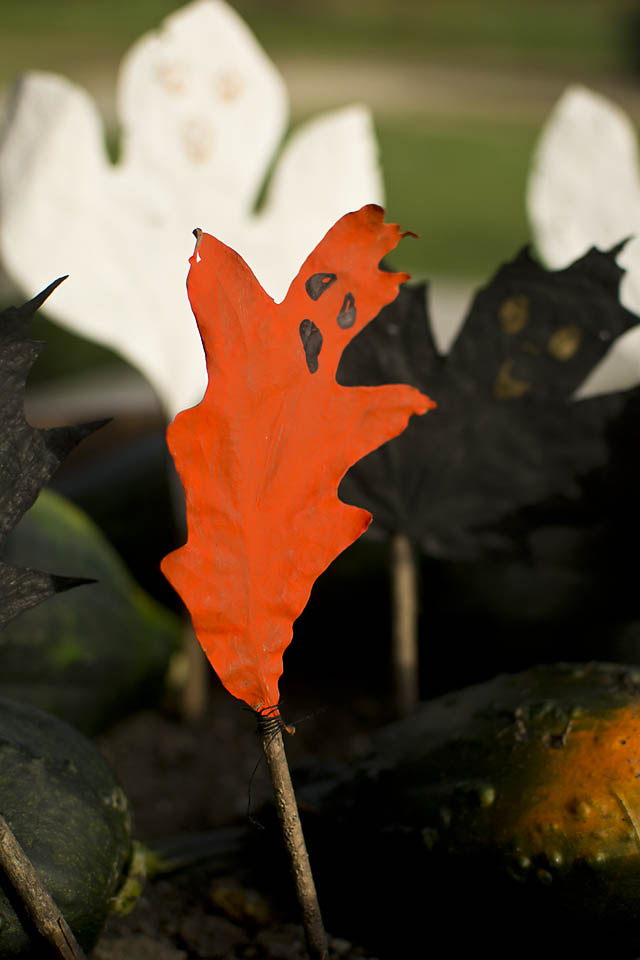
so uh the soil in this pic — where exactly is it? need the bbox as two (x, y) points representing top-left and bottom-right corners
(93, 666), (393, 960)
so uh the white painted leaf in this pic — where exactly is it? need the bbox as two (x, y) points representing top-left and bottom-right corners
(248, 104), (385, 303)
(527, 84), (640, 396)
(117, 0), (287, 224)
(0, 0), (383, 417)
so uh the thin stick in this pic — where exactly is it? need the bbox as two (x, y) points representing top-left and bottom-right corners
(390, 532), (419, 716)
(180, 621), (209, 722)
(0, 813), (87, 959)
(259, 720), (328, 960)
(167, 449), (210, 723)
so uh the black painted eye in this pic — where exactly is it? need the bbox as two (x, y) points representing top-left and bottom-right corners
(337, 293), (356, 329)
(305, 273), (337, 300)
(299, 319), (323, 373)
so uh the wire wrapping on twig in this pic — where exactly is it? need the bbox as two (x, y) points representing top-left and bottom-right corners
(255, 704), (296, 740)
(246, 705), (295, 826)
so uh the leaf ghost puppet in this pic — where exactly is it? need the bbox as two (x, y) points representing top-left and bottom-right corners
(162, 205), (432, 712)
(338, 245), (638, 561)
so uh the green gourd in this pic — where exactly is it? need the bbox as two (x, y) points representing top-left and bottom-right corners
(0, 488), (180, 734)
(0, 696), (132, 957)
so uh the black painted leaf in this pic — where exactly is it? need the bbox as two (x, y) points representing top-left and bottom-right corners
(0, 279), (105, 626)
(338, 246), (638, 560)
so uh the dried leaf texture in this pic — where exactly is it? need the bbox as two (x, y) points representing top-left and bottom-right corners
(0, 280), (103, 626)
(162, 205), (432, 711)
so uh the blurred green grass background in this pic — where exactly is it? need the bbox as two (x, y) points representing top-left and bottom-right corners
(2, 0), (640, 377)
(0, 0), (628, 70)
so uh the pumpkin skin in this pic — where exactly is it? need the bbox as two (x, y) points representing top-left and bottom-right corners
(0, 697), (132, 957)
(294, 663), (640, 957)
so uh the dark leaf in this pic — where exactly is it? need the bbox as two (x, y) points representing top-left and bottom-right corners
(339, 246), (638, 560)
(0, 279), (104, 626)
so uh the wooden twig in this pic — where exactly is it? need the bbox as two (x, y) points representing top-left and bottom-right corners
(167, 451), (210, 723)
(258, 719), (328, 960)
(0, 813), (87, 959)
(180, 621), (210, 722)
(390, 532), (419, 716)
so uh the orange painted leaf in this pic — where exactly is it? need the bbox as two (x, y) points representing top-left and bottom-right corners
(161, 204), (433, 712)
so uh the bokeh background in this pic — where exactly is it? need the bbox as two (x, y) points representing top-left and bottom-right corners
(3, 0), (640, 291)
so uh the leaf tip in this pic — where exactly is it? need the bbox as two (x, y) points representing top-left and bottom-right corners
(27, 276), (68, 313)
(192, 227), (203, 261)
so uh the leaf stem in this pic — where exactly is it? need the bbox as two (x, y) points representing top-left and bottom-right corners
(258, 719), (328, 959)
(0, 812), (87, 959)
(390, 532), (419, 716)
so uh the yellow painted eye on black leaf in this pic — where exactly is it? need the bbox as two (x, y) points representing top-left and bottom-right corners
(499, 294), (529, 334)
(548, 325), (582, 360)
